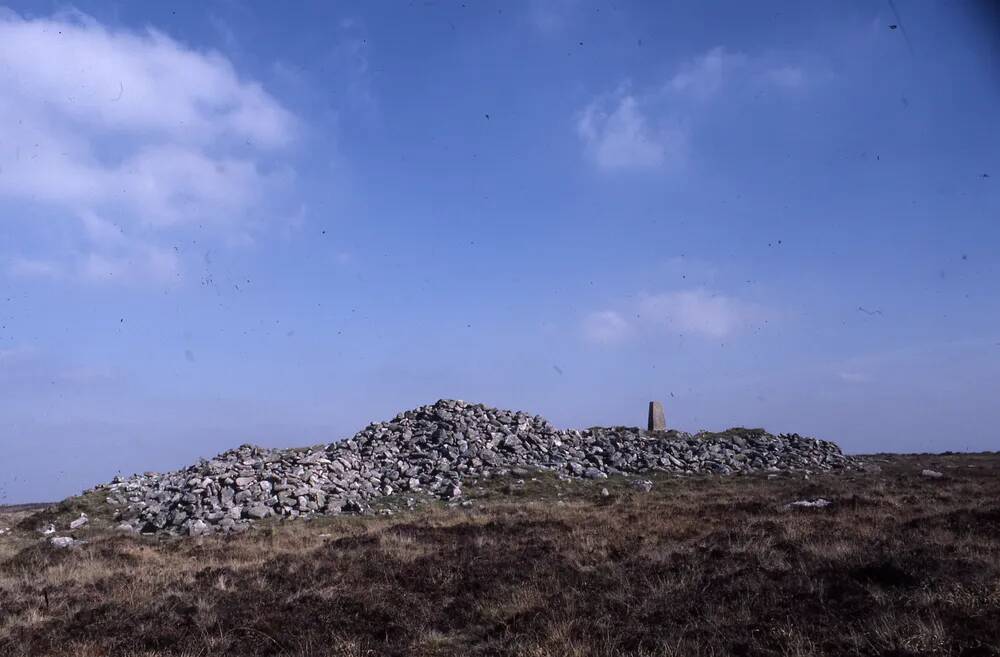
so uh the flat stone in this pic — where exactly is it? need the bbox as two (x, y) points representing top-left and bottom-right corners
(245, 504), (272, 519)
(786, 498), (831, 509)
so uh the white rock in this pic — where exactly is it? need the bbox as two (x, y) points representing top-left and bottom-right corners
(786, 498), (831, 509)
(188, 519), (210, 537)
(69, 514), (89, 530)
(921, 469), (943, 479)
(50, 536), (75, 548)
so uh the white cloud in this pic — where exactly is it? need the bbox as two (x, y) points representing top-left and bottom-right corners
(527, 0), (580, 34)
(669, 47), (806, 99)
(0, 10), (298, 283)
(584, 288), (769, 345)
(638, 289), (763, 338)
(577, 46), (807, 173)
(0, 345), (36, 364)
(764, 65), (805, 89)
(0, 10), (293, 148)
(79, 211), (126, 247)
(669, 47), (747, 100)
(7, 257), (63, 280)
(582, 310), (633, 344)
(79, 245), (180, 284)
(576, 90), (682, 171)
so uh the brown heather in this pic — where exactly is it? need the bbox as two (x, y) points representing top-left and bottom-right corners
(1, 453), (998, 657)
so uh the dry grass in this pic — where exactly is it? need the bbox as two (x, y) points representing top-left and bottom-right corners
(1, 453), (999, 657)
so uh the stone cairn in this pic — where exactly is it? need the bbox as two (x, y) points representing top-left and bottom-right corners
(95, 399), (854, 536)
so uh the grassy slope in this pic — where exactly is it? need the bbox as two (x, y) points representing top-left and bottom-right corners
(1, 453), (998, 657)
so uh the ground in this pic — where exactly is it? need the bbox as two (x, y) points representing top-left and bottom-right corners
(1, 453), (998, 657)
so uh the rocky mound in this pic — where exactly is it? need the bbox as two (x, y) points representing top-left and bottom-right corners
(94, 399), (852, 536)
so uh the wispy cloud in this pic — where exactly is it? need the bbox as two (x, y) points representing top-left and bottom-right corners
(576, 88), (684, 171)
(764, 64), (806, 89)
(0, 9), (299, 284)
(582, 310), (633, 344)
(577, 46), (809, 172)
(637, 289), (765, 338)
(79, 246), (180, 284)
(669, 47), (748, 100)
(527, 0), (580, 34)
(583, 288), (770, 344)
(670, 47), (807, 98)
(6, 257), (63, 280)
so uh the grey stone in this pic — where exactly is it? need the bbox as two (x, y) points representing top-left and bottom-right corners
(648, 401), (666, 431)
(69, 514), (89, 530)
(921, 469), (944, 479)
(245, 504), (272, 519)
(50, 536), (75, 548)
(342, 499), (364, 514)
(188, 519), (210, 536)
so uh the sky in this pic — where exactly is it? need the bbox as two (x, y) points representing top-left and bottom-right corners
(1, 1), (999, 503)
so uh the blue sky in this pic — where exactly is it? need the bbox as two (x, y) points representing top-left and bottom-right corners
(1, 1), (998, 502)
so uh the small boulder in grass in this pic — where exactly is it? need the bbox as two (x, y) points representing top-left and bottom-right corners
(50, 536), (75, 548)
(921, 469), (944, 479)
(786, 498), (831, 509)
(69, 514), (89, 530)
(188, 519), (210, 537)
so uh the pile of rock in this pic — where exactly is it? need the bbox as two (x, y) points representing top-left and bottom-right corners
(97, 399), (853, 536)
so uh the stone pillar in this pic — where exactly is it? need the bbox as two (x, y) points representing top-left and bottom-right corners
(648, 401), (666, 431)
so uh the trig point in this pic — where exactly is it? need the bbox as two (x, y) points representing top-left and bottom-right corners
(648, 401), (666, 431)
